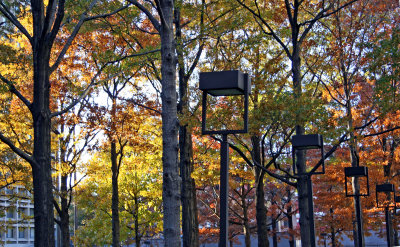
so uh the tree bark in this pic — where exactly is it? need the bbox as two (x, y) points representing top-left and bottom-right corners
(241, 184), (251, 247)
(176, 7), (199, 247)
(287, 209), (294, 247)
(344, 66), (365, 247)
(251, 136), (269, 247)
(292, 46), (312, 247)
(179, 127), (199, 247)
(31, 19), (55, 246)
(331, 226), (336, 247)
(394, 216), (399, 246)
(111, 141), (121, 247)
(286, 188), (294, 247)
(57, 121), (71, 247)
(271, 218), (278, 247)
(160, 1), (181, 246)
(60, 174), (71, 247)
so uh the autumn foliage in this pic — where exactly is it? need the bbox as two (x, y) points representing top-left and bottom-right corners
(0, 0), (399, 247)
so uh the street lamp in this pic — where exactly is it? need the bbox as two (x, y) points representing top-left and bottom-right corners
(395, 196), (400, 216)
(396, 195), (400, 208)
(344, 166), (369, 247)
(376, 183), (396, 247)
(376, 183), (396, 208)
(292, 134), (324, 175)
(292, 134), (324, 247)
(344, 166), (369, 197)
(199, 70), (250, 247)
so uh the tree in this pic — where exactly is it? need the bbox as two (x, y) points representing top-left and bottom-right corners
(175, 0), (207, 245)
(235, 0), (362, 246)
(229, 163), (256, 247)
(126, 1), (180, 245)
(53, 104), (97, 247)
(311, 1), (400, 245)
(0, 1), (130, 245)
(86, 61), (159, 245)
(75, 113), (163, 247)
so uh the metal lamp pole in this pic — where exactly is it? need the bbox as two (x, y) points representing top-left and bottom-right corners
(219, 134), (229, 246)
(199, 70), (250, 247)
(385, 206), (393, 247)
(344, 166), (369, 247)
(307, 176), (316, 247)
(376, 183), (396, 247)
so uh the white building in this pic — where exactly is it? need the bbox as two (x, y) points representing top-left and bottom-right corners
(0, 186), (59, 247)
(0, 186), (35, 246)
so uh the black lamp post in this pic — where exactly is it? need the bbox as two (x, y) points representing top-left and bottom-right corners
(344, 166), (369, 197)
(292, 134), (324, 247)
(344, 166), (369, 247)
(376, 183), (396, 247)
(199, 70), (250, 247)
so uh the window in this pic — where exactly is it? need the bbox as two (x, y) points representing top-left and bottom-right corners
(6, 208), (14, 219)
(22, 207), (30, 218)
(7, 228), (15, 238)
(29, 228), (34, 238)
(29, 208), (34, 216)
(19, 188), (27, 197)
(19, 228), (26, 238)
(6, 188), (13, 195)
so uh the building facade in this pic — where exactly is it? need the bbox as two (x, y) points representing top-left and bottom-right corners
(0, 186), (59, 247)
(0, 186), (35, 246)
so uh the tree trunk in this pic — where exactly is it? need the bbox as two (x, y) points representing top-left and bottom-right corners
(160, 1), (180, 246)
(58, 122), (71, 247)
(286, 188), (294, 247)
(241, 185), (251, 247)
(287, 209), (294, 247)
(344, 69), (365, 247)
(271, 218), (278, 247)
(394, 216), (399, 246)
(251, 136), (269, 247)
(135, 194), (141, 247)
(331, 227), (336, 247)
(31, 31), (55, 247)
(292, 47), (312, 247)
(176, 7), (199, 247)
(60, 174), (71, 247)
(179, 127), (199, 247)
(111, 141), (121, 247)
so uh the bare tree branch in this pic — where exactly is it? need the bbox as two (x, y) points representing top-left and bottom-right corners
(0, 1), (32, 43)
(108, 48), (160, 65)
(50, 1), (131, 73)
(45, 0), (63, 42)
(363, 126), (400, 138)
(49, 0), (98, 73)
(0, 131), (36, 168)
(236, 0), (292, 59)
(0, 74), (32, 112)
(127, 0), (161, 32)
(121, 97), (162, 115)
(85, 3), (131, 22)
(299, 0), (358, 27)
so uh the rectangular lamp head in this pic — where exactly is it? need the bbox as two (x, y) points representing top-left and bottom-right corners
(345, 166), (368, 177)
(376, 183), (395, 192)
(292, 134), (323, 150)
(199, 70), (251, 96)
